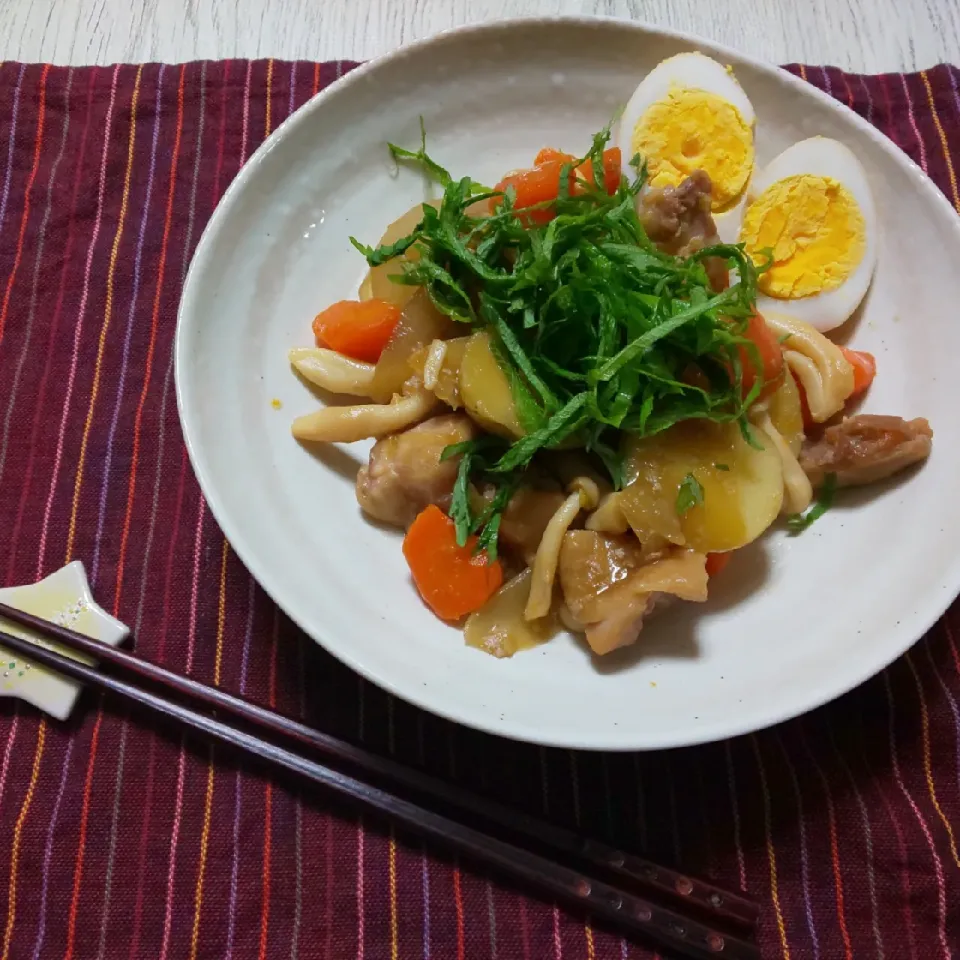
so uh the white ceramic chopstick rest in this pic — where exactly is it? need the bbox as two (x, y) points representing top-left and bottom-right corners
(0, 561), (129, 720)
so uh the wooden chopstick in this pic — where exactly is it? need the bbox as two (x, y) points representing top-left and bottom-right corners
(0, 600), (756, 930)
(0, 614), (759, 960)
(0, 624), (755, 960)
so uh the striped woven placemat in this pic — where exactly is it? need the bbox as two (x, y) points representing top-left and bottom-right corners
(0, 59), (958, 960)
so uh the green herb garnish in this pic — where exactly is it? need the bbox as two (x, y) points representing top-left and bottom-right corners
(676, 473), (705, 516)
(714, 463), (731, 471)
(353, 125), (766, 551)
(387, 117), (490, 196)
(388, 117), (454, 187)
(447, 442), (477, 548)
(350, 232), (421, 268)
(441, 437), (514, 561)
(787, 473), (837, 533)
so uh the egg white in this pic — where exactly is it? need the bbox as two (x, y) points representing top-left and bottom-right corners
(745, 137), (878, 333)
(619, 53), (756, 242)
(711, 189), (750, 242)
(714, 190), (751, 244)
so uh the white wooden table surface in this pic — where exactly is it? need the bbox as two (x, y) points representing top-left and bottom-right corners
(2, 0), (959, 74)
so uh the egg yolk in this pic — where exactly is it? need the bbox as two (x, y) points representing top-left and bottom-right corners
(631, 88), (754, 211)
(741, 174), (866, 299)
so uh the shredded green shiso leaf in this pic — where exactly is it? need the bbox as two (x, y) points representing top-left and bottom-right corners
(351, 125), (768, 558)
(676, 473), (705, 516)
(786, 473), (837, 534)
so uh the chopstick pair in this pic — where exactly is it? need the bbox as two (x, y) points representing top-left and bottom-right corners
(0, 602), (759, 960)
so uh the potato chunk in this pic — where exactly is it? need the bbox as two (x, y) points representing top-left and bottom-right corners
(620, 420), (783, 553)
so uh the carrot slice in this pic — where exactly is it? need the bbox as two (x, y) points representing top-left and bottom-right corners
(577, 147), (622, 195)
(533, 147), (622, 192)
(494, 162), (566, 224)
(403, 505), (504, 621)
(795, 348), (875, 428)
(493, 148), (622, 225)
(839, 346), (876, 397)
(534, 147), (575, 166)
(737, 312), (785, 401)
(312, 299), (401, 363)
(705, 552), (732, 577)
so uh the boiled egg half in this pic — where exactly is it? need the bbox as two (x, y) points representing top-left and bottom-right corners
(619, 53), (756, 242)
(739, 137), (877, 333)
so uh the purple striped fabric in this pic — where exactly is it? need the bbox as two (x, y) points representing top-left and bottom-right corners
(0, 59), (958, 960)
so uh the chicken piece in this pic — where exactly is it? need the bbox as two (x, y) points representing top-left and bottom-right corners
(584, 593), (671, 657)
(637, 170), (728, 291)
(637, 170), (717, 255)
(799, 415), (933, 489)
(558, 531), (708, 655)
(557, 530), (648, 623)
(356, 414), (477, 528)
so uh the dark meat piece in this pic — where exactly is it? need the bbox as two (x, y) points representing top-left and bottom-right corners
(637, 170), (717, 254)
(558, 530), (647, 623)
(799, 415), (933, 489)
(356, 414), (477, 528)
(637, 170), (728, 291)
(582, 593), (674, 658)
(558, 531), (707, 655)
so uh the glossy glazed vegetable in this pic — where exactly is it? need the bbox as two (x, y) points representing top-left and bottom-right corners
(738, 312), (784, 401)
(839, 346), (876, 397)
(767, 368), (805, 456)
(312, 299), (400, 363)
(368, 289), (456, 403)
(464, 569), (556, 657)
(493, 148), (622, 224)
(403, 505), (504, 621)
(459, 331), (524, 438)
(359, 200), (440, 307)
(620, 420), (784, 553)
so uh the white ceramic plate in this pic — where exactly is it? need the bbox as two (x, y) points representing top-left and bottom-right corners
(176, 17), (960, 750)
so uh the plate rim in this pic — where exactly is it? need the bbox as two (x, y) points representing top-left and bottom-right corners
(176, 14), (960, 750)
